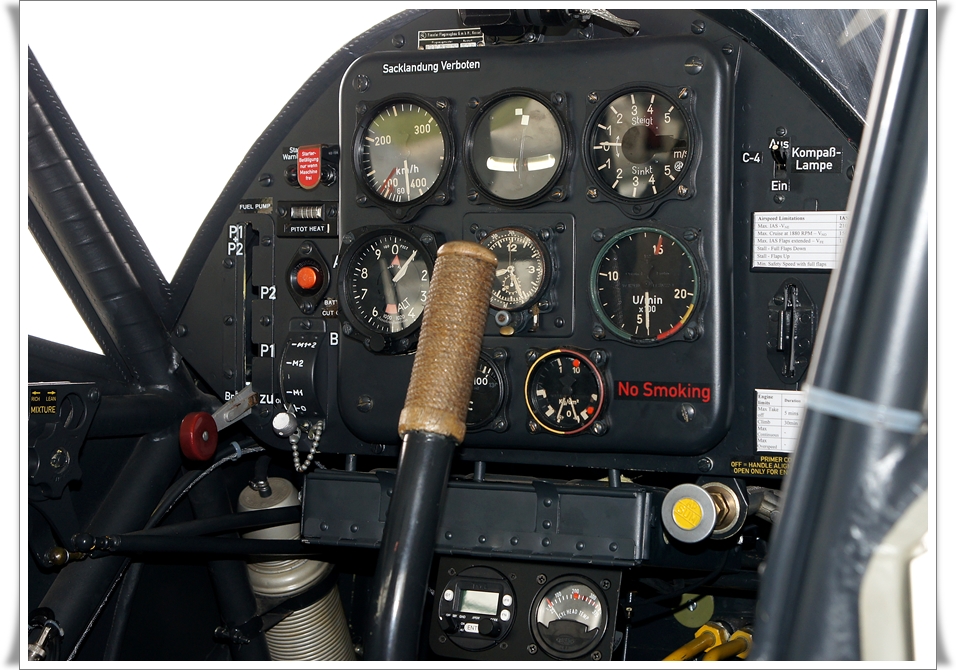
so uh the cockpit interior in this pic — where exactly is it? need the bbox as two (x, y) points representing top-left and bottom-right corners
(24, 6), (932, 663)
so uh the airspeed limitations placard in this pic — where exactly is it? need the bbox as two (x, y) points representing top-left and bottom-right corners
(752, 211), (848, 270)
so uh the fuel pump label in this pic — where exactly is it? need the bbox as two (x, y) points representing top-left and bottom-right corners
(752, 211), (848, 270)
(754, 389), (806, 453)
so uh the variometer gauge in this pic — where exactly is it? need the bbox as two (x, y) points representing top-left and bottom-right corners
(480, 227), (550, 311)
(531, 577), (609, 659)
(338, 227), (437, 354)
(466, 92), (568, 205)
(590, 227), (699, 344)
(525, 349), (606, 436)
(588, 89), (690, 201)
(354, 97), (452, 220)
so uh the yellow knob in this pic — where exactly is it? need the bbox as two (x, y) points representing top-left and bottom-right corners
(673, 497), (703, 530)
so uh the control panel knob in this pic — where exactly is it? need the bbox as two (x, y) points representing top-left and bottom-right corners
(661, 483), (717, 543)
(272, 411), (298, 437)
(477, 618), (500, 637)
(440, 616), (458, 634)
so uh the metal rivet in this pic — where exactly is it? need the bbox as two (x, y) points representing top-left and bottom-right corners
(774, 194), (786, 204)
(350, 524), (359, 533)
(543, 498), (552, 507)
(175, 324), (187, 337)
(478, 535), (487, 543)
(609, 542), (618, 552)
(541, 537), (551, 547)
(320, 522), (329, 531)
(510, 537), (519, 546)
(554, 317), (565, 328)
(591, 228), (605, 242)
(445, 531), (453, 540)
(576, 541), (585, 551)
(542, 520), (552, 529)
(223, 369), (234, 380)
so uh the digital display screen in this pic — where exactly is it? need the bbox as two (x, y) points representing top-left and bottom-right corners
(459, 589), (499, 615)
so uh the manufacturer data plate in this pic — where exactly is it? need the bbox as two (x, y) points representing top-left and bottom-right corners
(752, 211), (848, 270)
(418, 28), (485, 50)
(755, 389), (806, 453)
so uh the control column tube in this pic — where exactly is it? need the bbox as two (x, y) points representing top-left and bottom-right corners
(365, 241), (497, 661)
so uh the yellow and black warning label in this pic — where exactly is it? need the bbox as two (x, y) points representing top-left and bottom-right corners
(29, 388), (58, 415)
(730, 454), (789, 477)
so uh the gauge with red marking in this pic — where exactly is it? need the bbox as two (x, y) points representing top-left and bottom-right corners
(525, 349), (605, 435)
(590, 227), (699, 345)
(532, 577), (608, 659)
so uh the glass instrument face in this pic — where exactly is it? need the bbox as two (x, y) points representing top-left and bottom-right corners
(358, 100), (447, 204)
(467, 353), (505, 429)
(480, 227), (549, 311)
(590, 228), (699, 344)
(469, 95), (564, 202)
(525, 349), (605, 435)
(532, 579), (608, 659)
(589, 90), (690, 200)
(343, 231), (431, 337)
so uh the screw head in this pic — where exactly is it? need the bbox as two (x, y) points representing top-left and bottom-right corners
(587, 186), (599, 200)
(300, 242), (314, 255)
(683, 228), (698, 241)
(88, 388), (100, 403)
(528, 420), (540, 433)
(300, 302), (315, 314)
(174, 324), (187, 337)
(591, 228), (605, 242)
(592, 324), (606, 340)
(222, 258), (234, 269)
(683, 326), (697, 341)
(601, 579), (612, 590)
(467, 189), (479, 202)
(357, 395), (373, 413)
(847, 164), (855, 180)
(722, 43), (734, 55)
(587, 91), (599, 104)
(528, 644), (538, 655)
(356, 195), (368, 206)
(50, 449), (69, 470)
(684, 56), (704, 75)
(421, 233), (434, 245)
(555, 222), (566, 233)
(259, 316), (270, 326)
(592, 421), (608, 436)
(391, 34), (405, 48)
(776, 126), (788, 137)
(258, 173), (273, 187)
(590, 348), (606, 365)
(436, 98), (447, 110)
(551, 92), (564, 105)
(591, 650), (602, 661)
(774, 194), (786, 204)
(537, 574), (547, 585)
(550, 187), (565, 201)
(468, 97), (480, 109)
(353, 75), (369, 92)
(679, 87), (690, 99)
(632, 204), (643, 215)
(680, 403), (696, 423)
(434, 191), (447, 204)
(697, 456), (714, 472)
(678, 185), (690, 197)
(223, 368), (234, 380)
(691, 20), (705, 34)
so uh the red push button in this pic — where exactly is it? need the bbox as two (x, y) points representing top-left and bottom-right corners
(180, 411), (218, 461)
(296, 265), (320, 290)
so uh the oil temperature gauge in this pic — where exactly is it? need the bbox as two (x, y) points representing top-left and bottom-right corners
(532, 577), (609, 659)
(525, 349), (606, 436)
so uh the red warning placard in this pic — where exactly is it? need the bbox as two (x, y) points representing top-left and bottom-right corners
(297, 145), (322, 190)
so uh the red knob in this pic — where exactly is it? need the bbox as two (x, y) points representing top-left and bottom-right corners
(296, 265), (320, 290)
(180, 411), (218, 461)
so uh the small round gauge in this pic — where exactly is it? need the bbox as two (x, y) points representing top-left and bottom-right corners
(340, 229), (433, 345)
(468, 93), (567, 203)
(532, 577), (609, 659)
(525, 349), (605, 436)
(467, 352), (506, 430)
(590, 227), (699, 344)
(589, 89), (690, 200)
(356, 99), (448, 204)
(480, 227), (550, 311)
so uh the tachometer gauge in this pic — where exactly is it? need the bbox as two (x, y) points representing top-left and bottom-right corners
(356, 99), (450, 206)
(480, 227), (550, 311)
(338, 227), (435, 353)
(467, 93), (568, 204)
(590, 227), (699, 344)
(525, 349), (605, 436)
(532, 577), (609, 659)
(588, 90), (690, 200)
